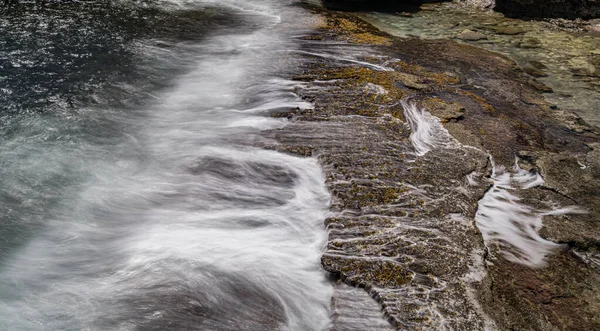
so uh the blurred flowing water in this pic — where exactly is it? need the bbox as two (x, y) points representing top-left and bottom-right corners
(0, 1), (333, 330)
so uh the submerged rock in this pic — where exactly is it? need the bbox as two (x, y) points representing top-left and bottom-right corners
(522, 64), (548, 77)
(528, 78), (553, 93)
(324, 0), (600, 19)
(456, 29), (488, 40)
(569, 57), (598, 76)
(358, 1), (600, 127)
(460, 0), (600, 19)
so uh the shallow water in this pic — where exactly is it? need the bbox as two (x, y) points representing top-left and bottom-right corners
(0, 1), (332, 330)
(361, 3), (600, 128)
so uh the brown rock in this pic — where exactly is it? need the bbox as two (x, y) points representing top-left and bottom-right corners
(528, 78), (553, 93)
(422, 97), (466, 122)
(280, 8), (600, 330)
(396, 72), (428, 90)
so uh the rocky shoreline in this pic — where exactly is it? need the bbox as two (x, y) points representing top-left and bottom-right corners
(265, 5), (600, 330)
(323, 0), (600, 19)
(357, 1), (600, 128)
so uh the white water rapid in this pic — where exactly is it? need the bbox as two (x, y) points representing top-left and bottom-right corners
(0, 1), (332, 330)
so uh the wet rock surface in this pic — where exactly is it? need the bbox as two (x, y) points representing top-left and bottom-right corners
(265, 6), (600, 330)
(359, 2), (600, 128)
(330, 282), (396, 330)
(421, 98), (465, 122)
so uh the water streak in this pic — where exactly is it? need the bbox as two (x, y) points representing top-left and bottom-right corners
(0, 1), (332, 329)
(401, 100), (455, 156)
(475, 160), (586, 266)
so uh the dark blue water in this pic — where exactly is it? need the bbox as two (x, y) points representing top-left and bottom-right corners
(0, 1), (332, 329)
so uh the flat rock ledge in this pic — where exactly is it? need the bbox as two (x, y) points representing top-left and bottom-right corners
(264, 8), (600, 330)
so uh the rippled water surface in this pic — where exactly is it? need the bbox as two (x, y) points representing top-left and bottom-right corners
(0, 1), (332, 330)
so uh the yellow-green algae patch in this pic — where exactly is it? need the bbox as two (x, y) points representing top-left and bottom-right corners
(317, 15), (392, 45)
(322, 255), (414, 288)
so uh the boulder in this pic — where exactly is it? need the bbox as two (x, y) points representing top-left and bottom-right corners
(494, 0), (600, 19)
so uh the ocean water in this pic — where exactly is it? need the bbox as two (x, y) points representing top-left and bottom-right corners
(0, 1), (332, 330)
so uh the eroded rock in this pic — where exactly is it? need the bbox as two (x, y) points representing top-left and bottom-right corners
(422, 97), (465, 122)
(269, 7), (600, 330)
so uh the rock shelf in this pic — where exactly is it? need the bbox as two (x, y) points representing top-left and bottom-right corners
(265, 7), (600, 330)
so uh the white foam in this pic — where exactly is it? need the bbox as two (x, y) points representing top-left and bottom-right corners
(512, 157), (545, 189)
(291, 50), (394, 71)
(0, 2), (333, 330)
(401, 100), (456, 156)
(476, 161), (587, 267)
(466, 171), (479, 186)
